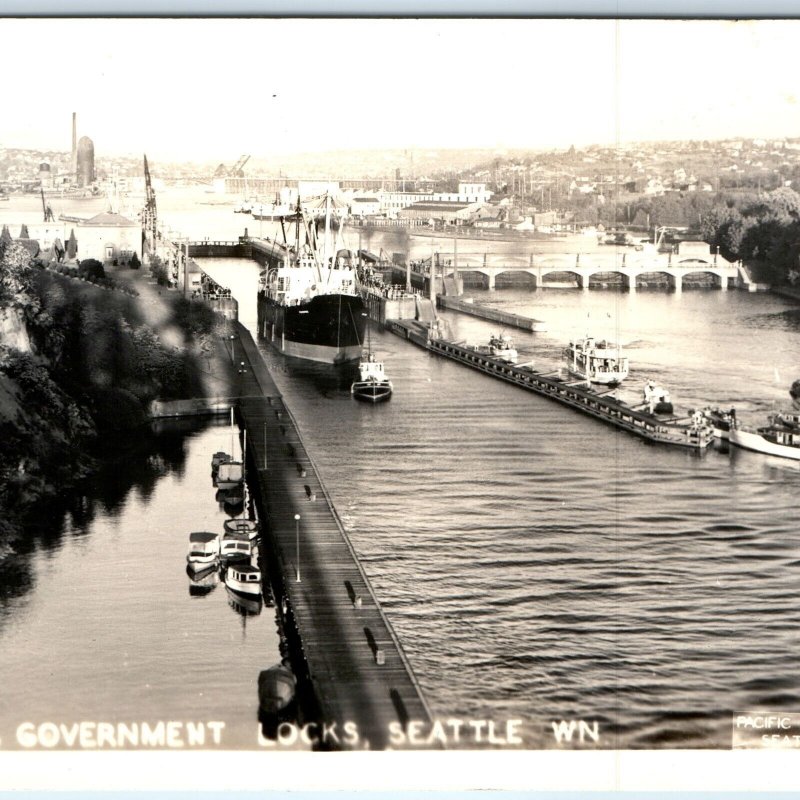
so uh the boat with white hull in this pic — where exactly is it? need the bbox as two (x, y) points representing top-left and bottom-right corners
(224, 518), (260, 541)
(224, 563), (262, 598)
(729, 424), (800, 460)
(186, 532), (220, 569)
(351, 329), (393, 402)
(564, 335), (629, 385)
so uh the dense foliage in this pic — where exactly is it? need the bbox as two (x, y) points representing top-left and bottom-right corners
(0, 241), (228, 530)
(699, 187), (800, 284)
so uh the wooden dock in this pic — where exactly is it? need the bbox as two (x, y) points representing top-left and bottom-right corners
(232, 322), (435, 750)
(387, 318), (713, 450)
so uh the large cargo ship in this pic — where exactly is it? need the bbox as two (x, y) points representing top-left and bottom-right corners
(257, 194), (367, 364)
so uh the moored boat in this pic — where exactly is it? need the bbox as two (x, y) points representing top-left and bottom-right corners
(257, 194), (367, 364)
(186, 531), (220, 569)
(258, 664), (297, 716)
(702, 407), (736, 440)
(729, 422), (800, 460)
(225, 585), (262, 616)
(216, 461), (244, 491)
(211, 451), (231, 475)
(351, 352), (393, 403)
(224, 563), (262, 598)
(224, 518), (260, 541)
(186, 563), (220, 596)
(220, 532), (253, 565)
(488, 333), (518, 364)
(643, 380), (673, 415)
(564, 336), (629, 385)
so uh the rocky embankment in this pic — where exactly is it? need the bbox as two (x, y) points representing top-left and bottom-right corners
(0, 241), (234, 545)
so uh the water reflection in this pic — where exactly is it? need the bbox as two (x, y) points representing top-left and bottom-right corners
(258, 348), (360, 397)
(186, 563), (220, 597)
(1, 418), (206, 628)
(225, 585), (263, 617)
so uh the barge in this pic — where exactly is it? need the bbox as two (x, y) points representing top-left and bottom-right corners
(387, 319), (713, 450)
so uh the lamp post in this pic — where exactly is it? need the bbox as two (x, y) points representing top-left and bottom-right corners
(294, 514), (301, 582)
(229, 334), (235, 363)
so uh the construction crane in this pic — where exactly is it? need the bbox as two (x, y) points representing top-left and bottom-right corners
(142, 154), (158, 255)
(228, 154), (250, 177)
(41, 187), (54, 222)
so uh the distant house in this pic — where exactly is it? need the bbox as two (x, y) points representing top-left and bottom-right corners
(350, 196), (381, 217)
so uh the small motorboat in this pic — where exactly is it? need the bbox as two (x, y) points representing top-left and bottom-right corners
(220, 532), (253, 565)
(488, 333), (518, 364)
(729, 421), (800, 461)
(467, 334), (518, 364)
(211, 451), (231, 475)
(224, 518), (260, 541)
(225, 563), (262, 598)
(258, 664), (297, 716)
(216, 460), (244, 491)
(564, 335), (629, 386)
(351, 352), (393, 403)
(186, 532), (219, 570)
(643, 380), (673, 415)
(225, 585), (262, 616)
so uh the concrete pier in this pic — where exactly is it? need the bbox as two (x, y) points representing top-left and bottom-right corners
(437, 295), (547, 332)
(231, 323), (435, 750)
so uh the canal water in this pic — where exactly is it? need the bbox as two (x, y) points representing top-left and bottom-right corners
(0, 420), (283, 749)
(198, 253), (800, 749)
(1, 190), (798, 750)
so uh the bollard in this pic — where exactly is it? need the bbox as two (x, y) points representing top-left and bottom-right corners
(296, 463), (307, 477)
(304, 485), (316, 501)
(354, 595), (362, 609)
(375, 649), (385, 665)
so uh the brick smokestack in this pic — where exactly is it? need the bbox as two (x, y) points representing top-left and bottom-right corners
(72, 112), (77, 172)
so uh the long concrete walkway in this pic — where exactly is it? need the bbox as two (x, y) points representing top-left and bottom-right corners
(232, 322), (435, 750)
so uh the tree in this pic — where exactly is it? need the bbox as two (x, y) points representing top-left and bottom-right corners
(78, 258), (105, 281)
(129, 252), (141, 269)
(66, 229), (78, 260)
(0, 241), (34, 303)
(19, 224), (29, 239)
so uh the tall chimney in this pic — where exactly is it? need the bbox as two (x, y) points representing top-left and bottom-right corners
(71, 112), (77, 172)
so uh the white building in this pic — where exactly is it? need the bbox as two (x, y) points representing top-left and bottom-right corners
(75, 211), (142, 265)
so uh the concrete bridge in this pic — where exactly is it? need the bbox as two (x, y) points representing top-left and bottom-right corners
(421, 249), (748, 291)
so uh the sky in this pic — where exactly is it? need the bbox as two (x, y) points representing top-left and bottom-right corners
(1, 18), (799, 161)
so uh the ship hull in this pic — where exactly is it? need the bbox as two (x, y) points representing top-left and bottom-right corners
(258, 292), (367, 364)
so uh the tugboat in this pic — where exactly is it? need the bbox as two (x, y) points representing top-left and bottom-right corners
(351, 352), (393, 403)
(564, 335), (629, 386)
(257, 193), (367, 364)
